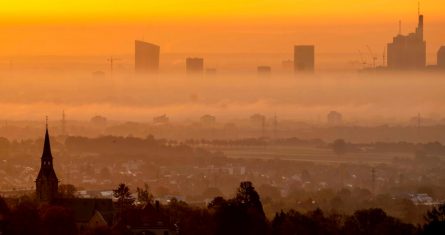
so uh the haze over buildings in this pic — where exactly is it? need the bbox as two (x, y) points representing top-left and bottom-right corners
(2, 2), (445, 235)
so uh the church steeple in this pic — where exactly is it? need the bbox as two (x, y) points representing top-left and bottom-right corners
(36, 121), (59, 202)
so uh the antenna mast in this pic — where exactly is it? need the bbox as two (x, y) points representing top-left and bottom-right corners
(107, 56), (121, 77)
(399, 20), (402, 35)
(382, 47), (386, 67)
(418, 1), (420, 16)
(62, 110), (66, 136)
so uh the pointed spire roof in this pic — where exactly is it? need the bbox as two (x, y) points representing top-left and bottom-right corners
(42, 118), (53, 160)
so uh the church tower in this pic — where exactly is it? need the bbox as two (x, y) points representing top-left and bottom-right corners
(36, 123), (59, 202)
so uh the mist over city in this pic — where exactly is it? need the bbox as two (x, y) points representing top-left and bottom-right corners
(0, 1), (445, 235)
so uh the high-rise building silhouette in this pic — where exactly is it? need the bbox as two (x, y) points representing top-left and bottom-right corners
(135, 40), (160, 73)
(36, 124), (59, 202)
(438, 46), (445, 68)
(294, 45), (315, 72)
(387, 14), (426, 69)
(186, 57), (204, 74)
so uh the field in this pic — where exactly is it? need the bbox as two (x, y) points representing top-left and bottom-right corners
(207, 145), (412, 164)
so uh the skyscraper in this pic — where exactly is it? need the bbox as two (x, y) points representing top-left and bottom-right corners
(294, 45), (315, 72)
(387, 14), (426, 70)
(36, 125), (59, 202)
(437, 46), (445, 69)
(186, 57), (204, 74)
(135, 40), (160, 73)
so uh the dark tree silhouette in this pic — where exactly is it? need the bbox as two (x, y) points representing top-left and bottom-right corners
(235, 181), (265, 216)
(40, 205), (77, 235)
(8, 199), (42, 235)
(58, 184), (77, 198)
(342, 208), (417, 235)
(136, 183), (154, 206)
(113, 183), (135, 214)
(422, 203), (445, 234)
(80, 226), (112, 235)
(207, 182), (268, 235)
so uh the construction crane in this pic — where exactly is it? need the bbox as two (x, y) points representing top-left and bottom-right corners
(366, 45), (378, 69)
(107, 56), (121, 75)
(382, 47), (386, 67)
(357, 50), (368, 69)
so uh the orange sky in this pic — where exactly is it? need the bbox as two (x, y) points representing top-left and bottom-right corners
(0, 0), (444, 61)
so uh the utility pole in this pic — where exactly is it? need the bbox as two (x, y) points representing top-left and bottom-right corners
(358, 50), (367, 69)
(61, 110), (66, 136)
(417, 113), (421, 143)
(382, 47), (386, 67)
(399, 20), (402, 35)
(366, 45), (377, 69)
(261, 117), (266, 138)
(273, 113), (278, 139)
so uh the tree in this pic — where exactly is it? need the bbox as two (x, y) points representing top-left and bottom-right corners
(342, 208), (416, 235)
(40, 205), (77, 235)
(234, 181), (268, 235)
(422, 203), (445, 234)
(80, 226), (112, 235)
(113, 183), (134, 212)
(58, 184), (77, 198)
(271, 209), (342, 235)
(8, 199), (42, 235)
(235, 181), (265, 216)
(136, 183), (154, 206)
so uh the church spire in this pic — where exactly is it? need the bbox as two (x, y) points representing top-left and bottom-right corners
(42, 122), (53, 161)
(36, 118), (59, 202)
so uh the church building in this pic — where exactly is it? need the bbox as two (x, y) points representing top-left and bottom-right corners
(35, 125), (59, 202)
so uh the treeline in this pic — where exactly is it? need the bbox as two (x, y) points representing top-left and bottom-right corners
(184, 137), (325, 147)
(0, 135), (227, 166)
(331, 139), (445, 156)
(64, 135), (226, 166)
(184, 136), (445, 155)
(1, 182), (445, 235)
(2, 135), (445, 159)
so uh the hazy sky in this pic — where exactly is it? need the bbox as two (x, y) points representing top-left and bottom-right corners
(0, 0), (444, 63)
(0, 1), (444, 124)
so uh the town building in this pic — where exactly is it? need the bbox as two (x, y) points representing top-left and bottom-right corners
(35, 126), (59, 202)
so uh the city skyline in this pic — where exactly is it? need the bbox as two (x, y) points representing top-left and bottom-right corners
(0, 1), (444, 69)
